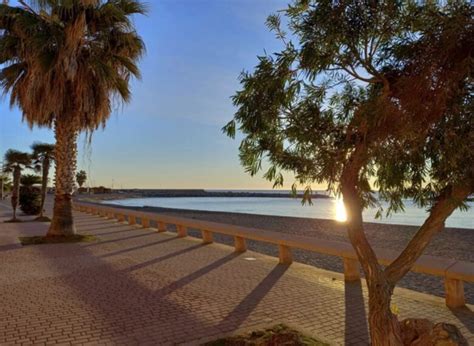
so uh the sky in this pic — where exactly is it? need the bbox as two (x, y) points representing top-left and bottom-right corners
(0, 0), (319, 190)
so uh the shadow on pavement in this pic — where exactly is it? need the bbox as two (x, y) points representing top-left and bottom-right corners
(344, 280), (369, 344)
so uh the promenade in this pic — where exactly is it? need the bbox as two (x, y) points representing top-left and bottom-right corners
(0, 202), (473, 345)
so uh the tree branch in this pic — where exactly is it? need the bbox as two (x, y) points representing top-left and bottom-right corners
(385, 184), (472, 284)
(346, 41), (389, 89)
(338, 64), (375, 84)
(18, 0), (37, 15)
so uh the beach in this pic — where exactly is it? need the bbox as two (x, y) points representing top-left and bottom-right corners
(89, 196), (474, 304)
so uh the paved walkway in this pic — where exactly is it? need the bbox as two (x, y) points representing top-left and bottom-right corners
(0, 203), (473, 345)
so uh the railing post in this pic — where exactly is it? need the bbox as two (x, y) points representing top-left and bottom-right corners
(177, 225), (187, 238)
(117, 214), (125, 222)
(445, 278), (465, 308)
(343, 257), (360, 281)
(107, 212), (115, 219)
(87, 207), (93, 214)
(202, 230), (213, 244)
(278, 244), (292, 265)
(157, 221), (167, 233)
(234, 236), (247, 253)
(142, 218), (150, 228)
(128, 215), (136, 226)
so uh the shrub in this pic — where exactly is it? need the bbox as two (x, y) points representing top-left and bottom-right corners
(19, 186), (42, 215)
(20, 174), (42, 187)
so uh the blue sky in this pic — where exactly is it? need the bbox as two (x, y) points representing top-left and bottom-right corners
(0, 0), (312, 189)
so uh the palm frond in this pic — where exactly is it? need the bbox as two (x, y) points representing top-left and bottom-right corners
(0, 0), (146, 132)
(3, 149), (32, 169)
(31, 142), (55, 161)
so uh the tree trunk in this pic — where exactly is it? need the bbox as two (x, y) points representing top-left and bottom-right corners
(11, 166), (20, 221)
(346, 218), (404, 345)
(39, 158), (50, 218)
(367, 279), (403, 345)
(342, 160), (470, 345)
(48, 117), (78, 236)
(345, 213), (404, 345)
(340, 142), (404, 345)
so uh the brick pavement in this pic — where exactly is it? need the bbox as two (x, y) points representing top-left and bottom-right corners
(0, 203), (473, 345)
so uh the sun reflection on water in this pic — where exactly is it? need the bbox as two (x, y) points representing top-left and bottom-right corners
(335, 197), (347, 222)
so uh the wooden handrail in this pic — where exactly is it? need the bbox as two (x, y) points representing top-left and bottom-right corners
(74, 201), (473, 308)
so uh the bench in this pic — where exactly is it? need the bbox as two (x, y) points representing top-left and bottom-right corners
(74, 202), (473, 308)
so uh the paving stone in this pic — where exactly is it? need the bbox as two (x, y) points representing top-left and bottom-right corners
(0, 201), (472, 345)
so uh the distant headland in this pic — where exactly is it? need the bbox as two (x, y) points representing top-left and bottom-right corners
(79, 187), (331, 199)
(113, 189), (331, 199)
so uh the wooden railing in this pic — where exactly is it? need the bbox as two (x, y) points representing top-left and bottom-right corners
(74, 201), (473, 308)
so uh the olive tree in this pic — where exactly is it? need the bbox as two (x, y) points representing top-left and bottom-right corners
(224, 1), (473, 344)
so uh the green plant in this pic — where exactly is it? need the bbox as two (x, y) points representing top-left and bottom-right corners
(19, 234), (97, 246)
(76, 170), (87, 189)
(19, 186), (42, 215)
(20, 174), (42, 187)
(0, 173), (12, 198)
(204, 324), (328, 346)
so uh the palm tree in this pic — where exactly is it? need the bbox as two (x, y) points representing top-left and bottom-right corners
(3, 150), (31, 222)
(0, 172), (12, 200)
(0, 1), (146, 236)
(31, 142), (55, 220)
(76, 170), (87, 190)
(1, 175), (12, 199)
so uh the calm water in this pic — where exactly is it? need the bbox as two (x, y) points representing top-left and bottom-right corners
(106, 195), (474, 229)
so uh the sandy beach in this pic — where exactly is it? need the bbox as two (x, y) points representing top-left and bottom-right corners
(85, 195), (474, 304)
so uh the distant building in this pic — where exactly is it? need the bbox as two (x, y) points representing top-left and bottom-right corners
(91, 186), (112, 194)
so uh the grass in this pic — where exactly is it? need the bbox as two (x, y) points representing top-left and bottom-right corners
(4, 219), (22, 223)
(203, 324), (329, 346)
(19, 234), (98, 246)
(34, 216), (52, 222)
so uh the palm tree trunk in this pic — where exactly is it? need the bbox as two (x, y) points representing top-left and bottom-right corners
(48, 117), (77, 236)
(39, 158), (50, 218)
(11, 166), (20, 221)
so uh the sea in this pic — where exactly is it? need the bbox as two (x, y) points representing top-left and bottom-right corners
(106, 190), (474, 229)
